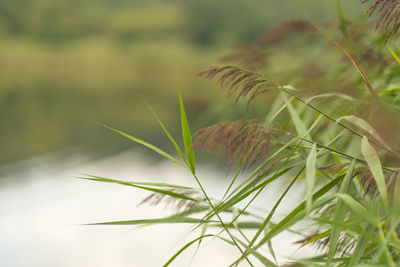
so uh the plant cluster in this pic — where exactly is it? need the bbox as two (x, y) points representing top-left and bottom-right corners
(84, 1), (400, 266)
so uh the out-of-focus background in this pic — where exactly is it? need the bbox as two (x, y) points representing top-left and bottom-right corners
(0, 0), (363, 165)
(0, 1), (363, 266)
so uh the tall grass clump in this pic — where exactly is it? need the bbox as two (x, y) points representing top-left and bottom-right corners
(82, 1), (400, 266)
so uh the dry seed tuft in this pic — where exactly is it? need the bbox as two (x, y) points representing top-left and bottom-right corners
(193, 120), (273, 170)
(362, 0), (400, 42)
(295, 231), (356, 257)
(138, 189), (203, 213)
(198, 65), (276, 108)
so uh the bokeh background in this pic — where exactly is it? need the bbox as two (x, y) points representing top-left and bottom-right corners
(0, 0), (362, 165)
(0, 1), (366, 266)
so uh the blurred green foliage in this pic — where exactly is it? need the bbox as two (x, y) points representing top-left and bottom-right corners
(0, 0), (363, 164)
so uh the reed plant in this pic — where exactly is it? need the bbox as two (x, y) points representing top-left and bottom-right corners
(83, 1), (400, 266)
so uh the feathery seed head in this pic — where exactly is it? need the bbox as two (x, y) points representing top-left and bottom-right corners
(198, 65), (276, 108)
(362, 0), (400, 42)
(193, 120), (273, 170)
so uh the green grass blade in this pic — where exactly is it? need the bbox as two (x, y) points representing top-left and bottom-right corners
(336, 193), (379, 226)
(115, 181), (194, 190)
(255, 174), (345, 248)
(284, 94), (311, 141)
(80, 175), (200, 202)
(173, 205), (210, 218)
(163, 234), (214, 267)
(315, 218), (366, 237)
(79, 174), (195, 189)
(234, 237), (277, 267)
(306, 143), (317, 214)
(299, 229), (331, 248)
(215, 167), (293, 215)
(142, 98), (188, 166)
(87, 216), (217, 226)
(232, 194), (335, 265)
(348, 225), (373, 267)
(222, 152), (249, 200)
(267, 240), (278, 265)
(327, 159), (356, 263)
(190, 223), (209, 264)
(337, 116), (392, 153)
(234, 167), (304, 265)
(178, 86), (196, 174)
(394, 174), (400, 213)
(96, 122), (184, 167)
(306, 93), (355, 103)
(225, 137), (296, 199)
(388, 45), (400, 65)
(361, 136), (389, 210)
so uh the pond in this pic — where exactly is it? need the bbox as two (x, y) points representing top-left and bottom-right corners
(0, 150), (315, 266)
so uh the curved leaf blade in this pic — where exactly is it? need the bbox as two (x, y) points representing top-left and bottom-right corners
(96, 122), (184, 167)
(306, 143), (317, 214)
(178, 86), (196, 174)
(361, 136), (388, 209)
(87, 216), (216, 226)
(142, 98), (188, 166)
(80, 175), (200, 202)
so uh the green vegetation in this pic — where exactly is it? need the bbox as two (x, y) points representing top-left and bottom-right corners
(0, 0), (362, 164)
(85, 0), (400, 266)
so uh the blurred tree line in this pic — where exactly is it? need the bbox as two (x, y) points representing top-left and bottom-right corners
(0, 0), (356, 45)
(0, 0), (362, 165)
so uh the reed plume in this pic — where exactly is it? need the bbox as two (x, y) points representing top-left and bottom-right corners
(197, 65), (276, 107)
(296, 232), (356, 257)
(193, 120), (273, 169)
(362, 0), (400, 42)
(138, 189), (203, 213)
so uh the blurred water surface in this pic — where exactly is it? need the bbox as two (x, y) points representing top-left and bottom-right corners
(0, 150), (316, 266)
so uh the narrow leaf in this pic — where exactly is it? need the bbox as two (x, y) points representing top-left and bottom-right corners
(79, 174), (195, 189)
(87, 216), (217, 226)
(255, 174), (346, 248)
(306, 143), (317, 214)
(360, 136), (389, 209)
(327, 159), (356, 263)
(234, 237), (277, 267)
(142, 98), (188, 166)
(336, 193), (379, 226)
(163, 234), (214, 267)
(306, 93), (354, 103)
(312, 23), (379, 100)
(80, 175), (200, 202)
(299, 229), (331, 248)
(388, 45), (400, 65)
(337, 116), (392, 152)
(348, 225), (374, 267)
(178, 86), (196, 174)
(284, 95), (311, 141)
(96, 122), (183, 167)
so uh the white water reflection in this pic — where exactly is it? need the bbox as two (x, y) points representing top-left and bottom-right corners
(0, 150), (314, 266)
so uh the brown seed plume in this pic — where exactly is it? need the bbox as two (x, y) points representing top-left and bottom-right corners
(198, 65), (276, 108)
(193, 120), (273, 169)
(138, 189), (203, 213)
(318, 163), (349, 175)
(362, 0), (400, 42)
(295, 232), (356, 257)
(353, 167), (400, 197)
